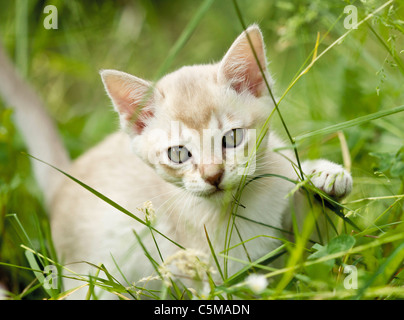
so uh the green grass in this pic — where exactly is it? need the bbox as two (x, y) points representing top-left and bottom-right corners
(0, 0), (404, 300)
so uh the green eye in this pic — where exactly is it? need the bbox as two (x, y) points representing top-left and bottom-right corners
(168, 146), (192, 164)
(222, 128), (244, 148)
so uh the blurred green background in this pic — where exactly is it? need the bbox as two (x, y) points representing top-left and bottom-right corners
(0, 0), (403, 298)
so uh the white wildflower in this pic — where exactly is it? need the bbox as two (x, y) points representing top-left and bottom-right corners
(138, 200), (156, 224)
(137, 275), (160, 284)
(158, 263), (174, 287)
(345, 208), (361, 218)
(158, 249), (214, 285)
(245, 274), (268, 294)
(129, 274), (161, 298)
(198, 283), (211, 300)
(187, 287), (198, 297)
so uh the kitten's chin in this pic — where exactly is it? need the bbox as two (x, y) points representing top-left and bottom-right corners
(193, 187), (233, 200)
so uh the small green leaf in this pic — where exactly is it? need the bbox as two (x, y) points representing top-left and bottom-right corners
(391, 160), (404, 177)
(371, 146), (404, 178)
(306, 235), (356, 282)
(308, 243), (328, 260)
(327, 234), (356, 254)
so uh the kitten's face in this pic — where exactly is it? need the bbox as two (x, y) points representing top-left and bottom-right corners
(135, 65), (270, 197)
(101, 25), (274, 199)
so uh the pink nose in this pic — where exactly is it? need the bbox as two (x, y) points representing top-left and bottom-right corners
(200, 164), (224, 187)
(205, 170), (224, 187)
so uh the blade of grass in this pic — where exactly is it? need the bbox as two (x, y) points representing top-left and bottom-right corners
(85, 264), (102, 300)
(0, 261), (42, 273)
(231, 1), (395, 251)
(348, 194), (404, 204)
(265, 231), (404, 282)
(230, 0), (328, 262)
(224, 244), (287, 286)
(132, 230), (161, 277)
(24, 152), (185, 250)
(304, 0), (394, 74)
(269, 285), (404, 300)
(128, 0), (215, 128)
(110, 253), (132, 290)
(21, 244), (88, 283)
(204, 225), (224, 281)
(148, 225), (164, 264)
(48, 284), (89, 300)
(153, 0), (215, 80)
(75, 261), (137, 299)
(273, 202), (322, 297)
(295, 105), (404, 142)
(245, 172), (361, 231)
(337, 131), (352, 173)
(234, 214), (298, 240)
(16, 278), (43, 300)
(5, 214), (34, 248)
(15, 0), (29, 77)
(24, 249), (58, 298)
(277, 32), (321, 106)
(277, 0), (394, 107)
(367, 22), (404, 74)
(232, 0), (305, 181)
(355, 240), (404, 299)
(5, 214), (49, 268)
(362, 196), (404, 234)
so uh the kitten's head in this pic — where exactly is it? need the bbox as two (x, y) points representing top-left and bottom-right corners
(101, 25), (275, 198)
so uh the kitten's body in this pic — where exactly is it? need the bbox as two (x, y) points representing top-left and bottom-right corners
(51, 130), (296, 297)
(1, 25), (352, 299)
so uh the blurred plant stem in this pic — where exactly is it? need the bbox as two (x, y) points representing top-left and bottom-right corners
(15, 0), (30, 77)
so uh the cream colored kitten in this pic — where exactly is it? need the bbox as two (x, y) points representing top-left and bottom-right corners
(1, 25), (352, 299)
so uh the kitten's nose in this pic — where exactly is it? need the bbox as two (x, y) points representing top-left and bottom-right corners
(201, 164), (224, 187)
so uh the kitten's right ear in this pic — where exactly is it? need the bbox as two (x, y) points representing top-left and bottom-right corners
(100, 69), (155, 134)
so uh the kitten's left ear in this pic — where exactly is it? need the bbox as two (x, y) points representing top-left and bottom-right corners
(218, 24), (270, 97)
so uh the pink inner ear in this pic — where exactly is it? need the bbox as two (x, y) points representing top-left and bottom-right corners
(130, 108), (154, 134)
(226, 58), (265, 97)
(102, 71), (155, 134)
(236, 57), (265, 97)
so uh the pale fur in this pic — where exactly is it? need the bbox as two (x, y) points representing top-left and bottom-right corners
(1, 25), (352, 299)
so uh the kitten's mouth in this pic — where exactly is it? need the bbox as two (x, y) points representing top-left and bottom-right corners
(197, 187), (226, 198)
(210, 188), (224, 195)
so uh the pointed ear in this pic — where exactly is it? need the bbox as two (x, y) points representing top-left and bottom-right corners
(100, 69), (155, 134)
(218, 25), (270, 97)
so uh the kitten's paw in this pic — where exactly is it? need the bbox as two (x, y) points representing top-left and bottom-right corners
(303, 160), (353, 199)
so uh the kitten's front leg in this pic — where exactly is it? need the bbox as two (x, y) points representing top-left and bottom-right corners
(301, 159), (353, 199)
